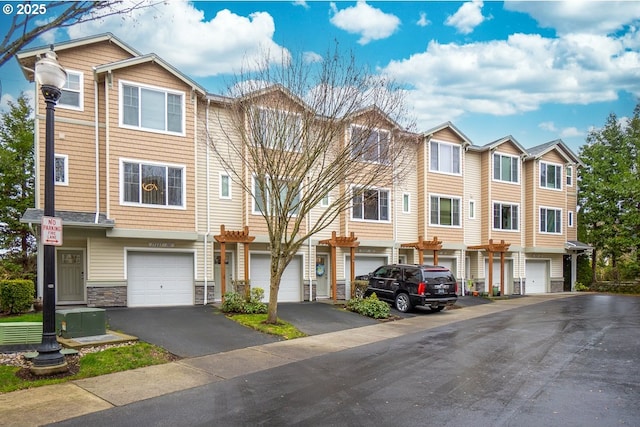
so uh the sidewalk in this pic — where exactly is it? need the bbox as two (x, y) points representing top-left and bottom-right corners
(0, 294), (576, 427)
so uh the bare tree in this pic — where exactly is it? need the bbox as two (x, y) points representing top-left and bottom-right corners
(205, 45), (417, 323)
(1, 1), (161, 68)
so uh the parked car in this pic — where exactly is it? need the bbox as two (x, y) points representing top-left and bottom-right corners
(364, 264), (458, 313)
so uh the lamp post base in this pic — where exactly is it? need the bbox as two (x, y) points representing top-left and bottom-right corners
(30, 361), (69, 376)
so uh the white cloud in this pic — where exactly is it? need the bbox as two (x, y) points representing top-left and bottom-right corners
(504, 1), (640, 35)
(381, 29), (640, 125)
(417, 12), (431, 28)
(303, 51), (323, 64)
(560, 127), (583, 138)
(445, 0), (486, 35)
(292, 1), (309, 9)
(539, 121), (558, 132)
(329, 0), (400, 45)
(65, 0), (289, 77)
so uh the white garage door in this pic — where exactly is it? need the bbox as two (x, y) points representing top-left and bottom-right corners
(250, 254), (302, 302)
(127, 252), (194, 307)
(345, 256), (388, 280)
(526, 260), (548, 294)
(425, 257), (456, 276)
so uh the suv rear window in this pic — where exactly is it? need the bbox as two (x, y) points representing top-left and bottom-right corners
(422, 270), (455, 282)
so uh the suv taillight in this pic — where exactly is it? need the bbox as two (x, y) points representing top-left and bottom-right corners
(454, 282), (458, 294)
(418, 282), (426, 295)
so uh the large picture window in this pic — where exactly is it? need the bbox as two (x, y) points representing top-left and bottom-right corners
(121, 81), (184, 134)
(122, 160), (184, 208)
(252, 175), (301, 216)
(540, 162), (562, 190)
(493, 153), (519, 183)
(256, 108), (302, 151)
(540, 207), (562, 233)
(352, 188), (390, 221)
(430, 141), (461, 174)
(351, 126), (390, 164)
(430, 195), (461, 226)
(493, 202), (519, 231)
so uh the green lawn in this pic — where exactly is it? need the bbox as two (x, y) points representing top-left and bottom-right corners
(226, 313), (307, 340)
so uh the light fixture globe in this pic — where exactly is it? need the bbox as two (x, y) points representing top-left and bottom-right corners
(35, 50), (67, 90)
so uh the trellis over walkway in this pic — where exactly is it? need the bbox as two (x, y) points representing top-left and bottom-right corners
(400, 236), (443, 265)
(467, 239), (511, 295)
(319, 231), (360, 301)
(214, 225), (255, 299)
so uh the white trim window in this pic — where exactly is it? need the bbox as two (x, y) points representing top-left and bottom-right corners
(568, 210), (574, 228)
(430, 140), (461, 175)
(256, 107), (302, 151)
(493, 201), (519, 231)
(402, 193), (411, 214)
(351, 125), (390, 164)
(121, 159), (185, 208)
(320, 193), (330, 207)
(566, 165), (573, 186)
(493, 153), (519, 183)
(55, 154), (68, 185)
(219, 172), (231, 199)
(430, 195), (461, 227)
(58, 70), (83, 110)
(252, 175), (301, 216)
(540, 207), (562, 234)
(469, 199), (476, 220)
(120, 81), (184, 135)
(352, 187), (390, 222)
(540, 161), (563, 190)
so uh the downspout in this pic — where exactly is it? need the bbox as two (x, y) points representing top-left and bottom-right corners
(308, 175), (313, 301)
(94, 74), (100, 223)
(105, 73), (111, 218)
(205, 99), (211, 303)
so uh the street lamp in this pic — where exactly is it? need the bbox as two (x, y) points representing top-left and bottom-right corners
(31, 47), (68, 375)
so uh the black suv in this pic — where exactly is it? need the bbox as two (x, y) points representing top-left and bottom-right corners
(364, 264), (458, 313)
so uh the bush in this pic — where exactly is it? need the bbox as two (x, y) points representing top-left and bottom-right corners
(591, 282), (640, 295)
(351, 280), (368, 298)
(0, 279), (35, 314)
(574, 281), (590, 292)
(346, 293), (390, 319)
(221, 287), (267, 314)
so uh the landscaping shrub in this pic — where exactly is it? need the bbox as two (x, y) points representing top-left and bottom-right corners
(346, 293), (390, 319)
(591, 282), (640, 295)
(0, 279), (35, 314)
(221, 287), (267, 314)
(574, 282), (590, 292)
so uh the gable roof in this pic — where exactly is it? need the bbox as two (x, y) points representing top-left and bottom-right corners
(94, 54), (206, 96)
(423, 121), (472, 146)
(470, 135), (528, 155)
(526, 139), (583, 166)
(15, 32), (140, 82)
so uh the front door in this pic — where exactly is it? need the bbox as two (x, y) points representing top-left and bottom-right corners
(315, 255), (329, 298)
(214, 251), (234, 301)
(57, 250), (84, 303)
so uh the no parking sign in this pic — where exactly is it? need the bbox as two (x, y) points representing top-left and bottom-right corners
(42, 216), (63, 246)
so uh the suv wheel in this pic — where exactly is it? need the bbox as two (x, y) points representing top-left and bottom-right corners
(395, 293), (412, 313)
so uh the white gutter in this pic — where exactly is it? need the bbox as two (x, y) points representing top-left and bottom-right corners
(307, 174), (313, 300)
(105, 74), (111, 218)
(205, 99), (211, 303)
(94, 75), (100, 223)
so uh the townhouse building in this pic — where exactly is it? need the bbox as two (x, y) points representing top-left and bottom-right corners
(16, 33), (584, 308)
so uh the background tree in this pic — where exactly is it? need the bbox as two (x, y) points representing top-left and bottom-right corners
(0, 93), (35, 279)
(207, 46), (416, 323)
(579, 105), (640, 282)
(1, 1), (161, 68)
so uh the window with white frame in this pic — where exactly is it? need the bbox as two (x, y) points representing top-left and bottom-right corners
(351, 126), (390, 164)
(566, 165), (573, 186)
(352, 187), (390, 221)
(493, 202), (519, 231)
(219, 173), (231, 199)
(121, 81), (184, 134)
(430, 141), (461, 174)
(252, 175), (301, 216)
(540, 161), (562, 190)
(256, 107), (302, 151)
(402, 193), (410, 214)
(430, 195), (461, 226)
(55, 154), (68, 185)
(58, 70), (83, 110)
(320, 193), (330, 207)
(469, 199), (476, 219)
(121, 160), (185, 208)
(540, 207), (562, 233)
(568, 210), (574, 228)
(493, 153), (519, 183)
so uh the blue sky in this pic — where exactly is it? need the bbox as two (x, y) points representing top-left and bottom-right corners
(1, 0), (640, 154)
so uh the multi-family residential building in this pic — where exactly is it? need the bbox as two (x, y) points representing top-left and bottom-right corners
(16, 33), (586, 308)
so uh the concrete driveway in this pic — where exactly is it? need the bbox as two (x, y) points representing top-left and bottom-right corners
(105, 302), (379, 358)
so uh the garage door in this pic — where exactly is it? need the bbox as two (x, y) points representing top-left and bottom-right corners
(127, 252), (194, 307)
(425, 257), (456, 276)
(345, 256), (387, 280)
(526, 260), (548, 294)
(250, 254), (302, 302)
(485, 259), (513, 294)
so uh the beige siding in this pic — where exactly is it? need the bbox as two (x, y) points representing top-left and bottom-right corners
(464, 151), (482, 245)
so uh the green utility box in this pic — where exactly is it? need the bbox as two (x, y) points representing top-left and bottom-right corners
(55, 308), (106, 339)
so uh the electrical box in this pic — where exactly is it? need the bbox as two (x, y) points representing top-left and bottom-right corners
(55, 308), (106, 338)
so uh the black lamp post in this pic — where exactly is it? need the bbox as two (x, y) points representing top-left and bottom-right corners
(31, 48), (68, 374)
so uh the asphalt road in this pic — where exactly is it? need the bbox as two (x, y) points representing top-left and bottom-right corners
(53, 294), (640, 427)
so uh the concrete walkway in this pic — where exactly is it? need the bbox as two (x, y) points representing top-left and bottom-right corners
(0, 294), (576, 427)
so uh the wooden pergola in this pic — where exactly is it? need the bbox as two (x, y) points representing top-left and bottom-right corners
(319, 231), (359, 300)
(467, 239), (511, 296)
(400, 236), (443, 264)
(213, 225), (255, 299)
